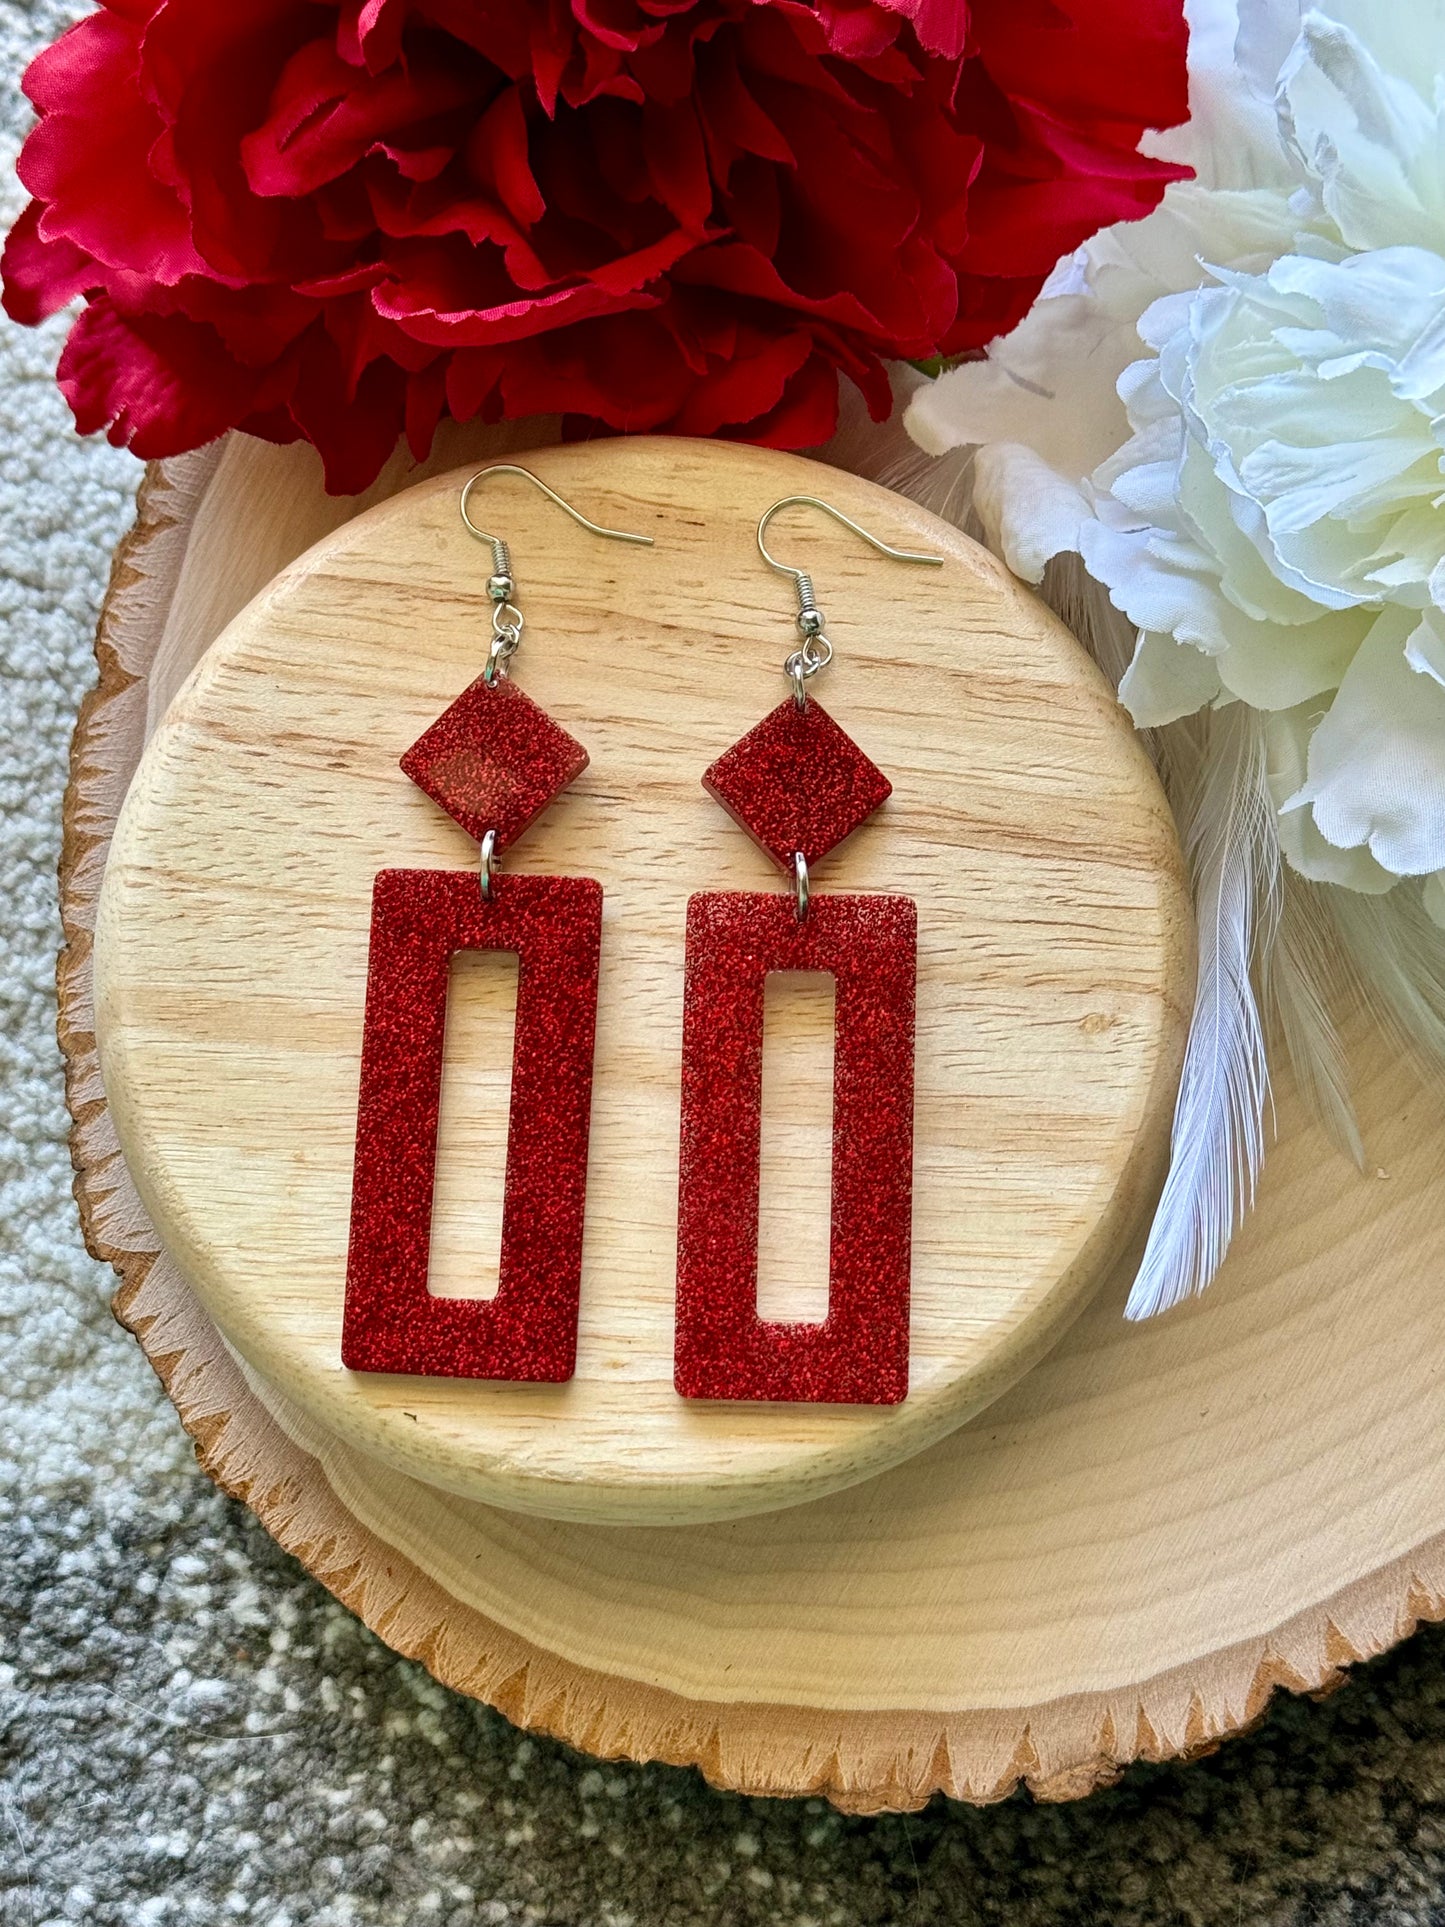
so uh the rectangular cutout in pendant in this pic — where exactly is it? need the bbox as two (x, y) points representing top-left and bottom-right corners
(428, 947), (520, 1300)
(756, 970), (835, 1324)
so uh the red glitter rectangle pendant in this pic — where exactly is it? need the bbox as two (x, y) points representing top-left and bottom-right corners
(342, 868), (602, 1380)
(674, 891), (917, 1405)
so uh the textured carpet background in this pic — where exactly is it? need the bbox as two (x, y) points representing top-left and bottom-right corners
(8, 5), (1445, 1924)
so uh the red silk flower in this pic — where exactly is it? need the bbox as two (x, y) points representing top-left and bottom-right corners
(3, 0), (1189, 493)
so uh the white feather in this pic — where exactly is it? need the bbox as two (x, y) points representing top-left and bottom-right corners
(1033, 563), (1364, 1289)
(1263, 877), (1365, 1167)
(1328, 880), (1445, 1082)
(1126, 705), (1279, 1319)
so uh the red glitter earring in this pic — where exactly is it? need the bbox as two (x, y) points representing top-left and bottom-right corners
(675, 495), (943, 1406)
(342, 466), (652, 1382)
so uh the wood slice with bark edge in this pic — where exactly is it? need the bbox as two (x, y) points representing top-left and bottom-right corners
(61, 432), (1445, 1814)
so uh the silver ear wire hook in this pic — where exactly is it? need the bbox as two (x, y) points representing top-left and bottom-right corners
(460, 462), (655, 563)
(756, 494), (943, 707)
(458, 465), (654, 907)
(460, 463), (654, 687)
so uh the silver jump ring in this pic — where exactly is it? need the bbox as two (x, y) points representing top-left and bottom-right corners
(784, 633), (832, 707)
(483, 630), (519, 687)
(479, 828), (499, 903)
(483, 603), (525, 686)
(793, 850), (809, 922)
(788, 653), (808, 711)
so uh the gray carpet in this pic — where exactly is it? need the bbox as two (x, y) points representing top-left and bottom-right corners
(7, 4), (1445, 1923)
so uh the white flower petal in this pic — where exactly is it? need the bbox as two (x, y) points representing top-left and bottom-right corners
(969, 444), (1091, 584)
(1188, 0), (1251, 76)
(1244, 429), (1434, 535)
(1404, 604), (1445, 686)
(1119, 629), (1225, 725)
(1093, 415), (1181, 495)
(1289, 607), (1445, 874)
(903, 296), (1133, 472)
(1269, 244), (1445, 357)
(1235, 0), (1303, 97)
(1154, 4), (1299, 189)
(1116, 356), (1178, 426)
(1080, 519), (1234, 651)
(1103, 455), (1181, 522)
(1267, 704), (1398, 890)
(1214, 604), (1369, 707)
(1176, 431), (1337, 623)
(1306, 0), (1445, 108)
(1394, 304), (1445, 400)
(1278, 13), (1445, 251)
(1175, 250), (1445, 612)
(1091, 185), (1299, 323)
(1276, 795), (1405, 890)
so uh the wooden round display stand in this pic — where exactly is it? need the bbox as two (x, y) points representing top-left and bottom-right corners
(64, 429), (1445, 1811)
(91, 434), (1188, 1527)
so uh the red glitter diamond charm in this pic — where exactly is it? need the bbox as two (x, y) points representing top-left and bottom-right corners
(674, 890), (916, 1405)
(342, 867), (602, 1381)
(702, 698), (891, 873)
(401, 675), (587, 850)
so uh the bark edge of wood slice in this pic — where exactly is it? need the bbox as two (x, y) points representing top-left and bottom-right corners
(59, 433), (1445, 1814)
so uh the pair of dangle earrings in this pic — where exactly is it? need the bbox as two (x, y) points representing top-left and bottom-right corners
(341, 465), (940, 1406)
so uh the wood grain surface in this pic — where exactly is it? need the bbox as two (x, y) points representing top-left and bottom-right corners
(90, 437), (1189, 1525)
(61, 435), (1445, 1811)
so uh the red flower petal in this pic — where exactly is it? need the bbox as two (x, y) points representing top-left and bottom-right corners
(57, 298), (270, 457)
(866, 0), (969, 61)
(18, 10), (207, 285)
(1, 200), (96, 324)
(466, 85), (547, 229)
(6, 0), (1192, 492)
(241, 36), (489, 199)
